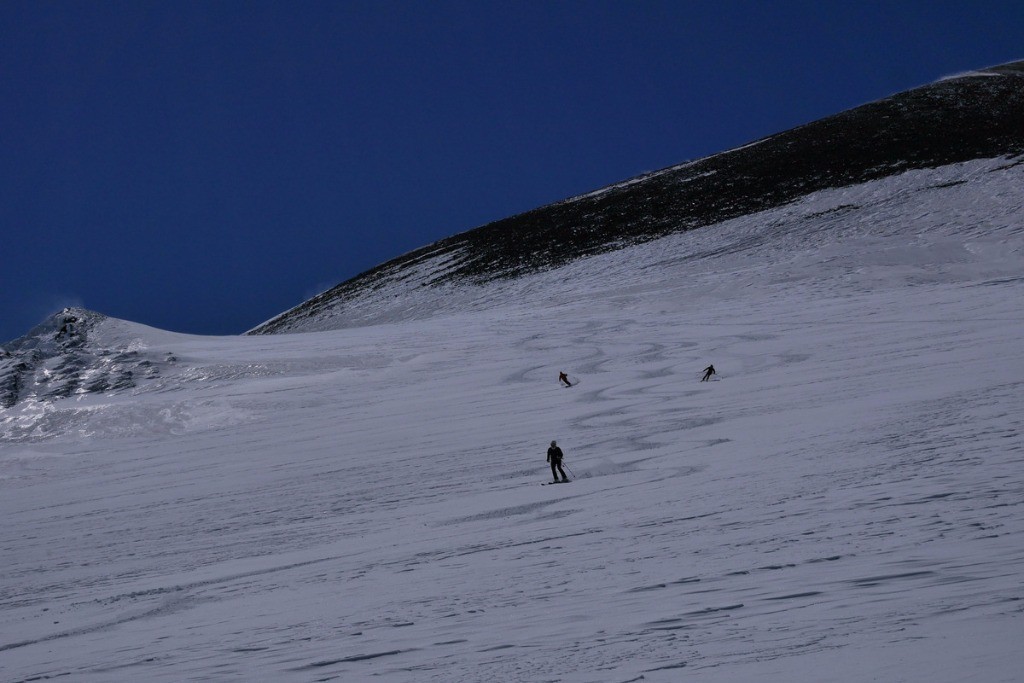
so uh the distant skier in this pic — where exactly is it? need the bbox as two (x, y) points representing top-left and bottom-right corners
(547, 440), (569, 483)
(701, 364), (716, 382)
(558, 371), (573, 387)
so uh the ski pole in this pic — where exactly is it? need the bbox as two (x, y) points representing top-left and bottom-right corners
(563, 464), (576, 479)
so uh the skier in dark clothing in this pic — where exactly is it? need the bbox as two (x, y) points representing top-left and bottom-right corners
(547, 440), (569, 483)
(701, 364), (716, 382)
(558, 371), (572, 387)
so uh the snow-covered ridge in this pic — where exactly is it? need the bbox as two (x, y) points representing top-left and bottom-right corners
(0, 309), (181, 411)
(250, 60), (1024, 335)
(243, 157), (1024, 333)
(2, 156), (1021, 438)
(0, 308), (396, 440)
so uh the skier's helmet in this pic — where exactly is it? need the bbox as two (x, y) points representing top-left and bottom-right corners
(550, 440), (557, 447)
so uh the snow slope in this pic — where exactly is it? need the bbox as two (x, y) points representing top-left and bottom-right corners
(2, 158), (1023, 681)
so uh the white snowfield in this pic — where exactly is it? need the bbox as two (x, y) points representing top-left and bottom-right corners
(2, 158), (1023, 682)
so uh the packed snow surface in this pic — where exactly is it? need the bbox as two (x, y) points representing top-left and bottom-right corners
(2, 159), (1023, 681)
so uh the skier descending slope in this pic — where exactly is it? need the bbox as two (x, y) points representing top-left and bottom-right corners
(701, 364), (716, 382)
(546, 440), (569, 483)
(558, 371), (573, 387)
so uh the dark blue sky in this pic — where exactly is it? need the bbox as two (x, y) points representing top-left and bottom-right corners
(3, 1), (1022, 342)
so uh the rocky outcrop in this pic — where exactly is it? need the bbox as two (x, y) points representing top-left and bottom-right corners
(0, 308), (165, 408)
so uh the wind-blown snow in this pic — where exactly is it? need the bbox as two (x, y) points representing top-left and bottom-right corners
(2, 158), (1023, 681)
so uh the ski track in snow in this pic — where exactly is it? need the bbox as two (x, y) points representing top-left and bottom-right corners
(2, 159), (1024, 681)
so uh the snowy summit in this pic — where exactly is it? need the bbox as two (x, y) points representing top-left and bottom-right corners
(2, 63), (1023, 682)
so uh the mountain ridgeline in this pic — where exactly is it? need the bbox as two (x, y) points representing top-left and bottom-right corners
(0, 309), (173, 410)
(249, 61), (1024, 335)
(2, 63), (1022, 410)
